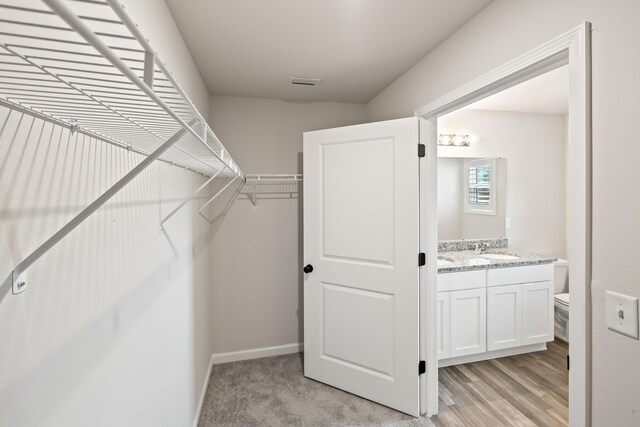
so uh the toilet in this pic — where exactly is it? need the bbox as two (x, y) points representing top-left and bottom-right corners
(553, 258), (569, 342)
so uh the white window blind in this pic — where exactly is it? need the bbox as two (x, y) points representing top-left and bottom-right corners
(464, 158), (496, 215)
(468, 164), (491, 205)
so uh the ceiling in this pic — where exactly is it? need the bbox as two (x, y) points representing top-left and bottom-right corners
(165, 0), (493, 103)
(465, 65), (569, 114)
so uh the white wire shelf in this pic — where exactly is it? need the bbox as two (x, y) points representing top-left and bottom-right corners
(0, 0), (242, 178)
(0, 0), (245, 296)
(241, 174), (302, 206)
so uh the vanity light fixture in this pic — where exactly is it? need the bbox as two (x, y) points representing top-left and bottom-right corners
(437, 133), (479, 146)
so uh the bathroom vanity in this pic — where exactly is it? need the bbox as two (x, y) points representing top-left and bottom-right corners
(437, 241), (557, 367)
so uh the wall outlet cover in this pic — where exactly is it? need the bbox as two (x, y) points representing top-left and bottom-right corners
(606, 290), (639, 339)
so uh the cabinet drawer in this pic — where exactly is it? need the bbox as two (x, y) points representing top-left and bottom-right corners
(438, 269), (486, 292)
(487, 264), (553, 287)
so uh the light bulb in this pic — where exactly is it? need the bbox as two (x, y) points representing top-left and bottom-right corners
(453, 135), (465, 146)
(439, 134), (452, 145)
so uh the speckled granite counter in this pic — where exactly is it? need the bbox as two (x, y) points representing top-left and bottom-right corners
(437, 248), (557, 273)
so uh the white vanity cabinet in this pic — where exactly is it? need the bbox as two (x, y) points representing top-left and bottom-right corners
(436, 292), (450, 359)
(487, 284), (522, 350)
(438, 263), (554, 365)
(487, 264), (554, 348)
(521, 281), (555, 344)
(449, 288), (486, 357)
(437, 269), (486, 359)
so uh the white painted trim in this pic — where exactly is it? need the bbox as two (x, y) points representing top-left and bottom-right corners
(416, 23), (591, 426)
(211, 343), (303, 365)
(438, 343), (547, 368)
(419, 117), (438, 417)
(192, 353), (215, 427)
(191, 344), (303, 427)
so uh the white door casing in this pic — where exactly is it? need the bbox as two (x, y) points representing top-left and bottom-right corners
(416, 24), (591, 423)
(303, 117), (420, 416)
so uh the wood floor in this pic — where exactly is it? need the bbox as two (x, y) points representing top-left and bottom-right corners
(432, 340), (569, 426)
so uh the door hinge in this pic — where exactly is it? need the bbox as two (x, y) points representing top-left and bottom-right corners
(419, 252), (426, 267)
(418, 144), (425, 158)
(419, 360), (426, 375)
(567, 355), (570, 371)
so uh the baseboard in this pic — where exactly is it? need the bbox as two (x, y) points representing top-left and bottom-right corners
(211, 342), (303, 365)
(438, 342), (547, 368)
(192, 353), (215, 427)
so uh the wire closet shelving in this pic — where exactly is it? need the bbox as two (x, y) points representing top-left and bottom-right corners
(0, 0), (251, 294)
(242, 174), (303, 206)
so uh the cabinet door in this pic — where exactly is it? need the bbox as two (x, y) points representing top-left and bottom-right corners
(522, 281), (554, 345)
(487, 284), (522, 351)
(449, 288), (486, 358)
(437, 292), (450, 359)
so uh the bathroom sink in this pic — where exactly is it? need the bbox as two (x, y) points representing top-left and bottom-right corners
(468, 257), (491, 266)
(437, 259), (454, 267)
(480, 253), (520, 260)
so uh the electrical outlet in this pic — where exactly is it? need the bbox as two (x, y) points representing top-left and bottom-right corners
(606, 290), (639, 339)
(505, 218), (511, 229)
(12, 271), (27, 295)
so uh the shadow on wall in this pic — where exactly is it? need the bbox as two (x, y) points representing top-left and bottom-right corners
(0, 106), (216, 426)
(198, 177), (243, 236)
(0, 233), (212, 426)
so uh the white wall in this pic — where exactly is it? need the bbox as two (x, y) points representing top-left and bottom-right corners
(367, 1), (640, 423)
(208, 96), (367, 355)
(0, 1), (214, 425)
(437, 158), (463, 240)
(439, 110), (566, 257)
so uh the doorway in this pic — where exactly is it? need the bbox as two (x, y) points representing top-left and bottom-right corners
(432, 64), (570, 425)
(418, 23), (591, 426)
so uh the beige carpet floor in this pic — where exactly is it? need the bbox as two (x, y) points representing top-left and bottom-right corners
(197, 352), (433, 427)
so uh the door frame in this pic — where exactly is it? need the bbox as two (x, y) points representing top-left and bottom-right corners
(416, 23), (592, 425)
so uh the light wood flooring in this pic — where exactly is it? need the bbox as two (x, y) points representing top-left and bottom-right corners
(432, 340), (569, 426)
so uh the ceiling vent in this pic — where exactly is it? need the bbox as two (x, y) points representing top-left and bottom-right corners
(289, 77), (321, 87)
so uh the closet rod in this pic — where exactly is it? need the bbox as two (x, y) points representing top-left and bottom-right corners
(8, 119), (196, 294)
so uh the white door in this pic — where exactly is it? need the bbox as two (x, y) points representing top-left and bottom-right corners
(522, 281), (554, 344)
(303, 117), (420, 416)
(437, 292), (450, 359)
(449, 288), (486, 358)
(487, 284), (522, 351)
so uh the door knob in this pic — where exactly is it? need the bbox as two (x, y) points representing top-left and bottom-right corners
(303, 264), (314, 274)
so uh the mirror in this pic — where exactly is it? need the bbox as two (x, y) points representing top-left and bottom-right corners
(438, 157), (506, 241)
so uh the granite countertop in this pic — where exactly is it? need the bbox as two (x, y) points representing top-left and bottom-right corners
(437, 248), (557, 273)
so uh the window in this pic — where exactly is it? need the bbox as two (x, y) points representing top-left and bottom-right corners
(464, 158), (496, 215)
